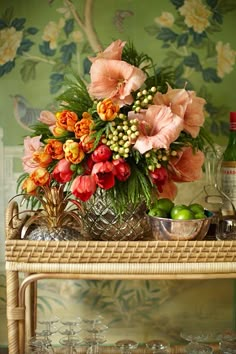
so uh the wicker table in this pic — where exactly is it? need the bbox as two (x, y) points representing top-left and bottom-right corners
(5, 201), (236, 354)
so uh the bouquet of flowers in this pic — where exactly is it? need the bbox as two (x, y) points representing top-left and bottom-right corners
(18, 39), (210, 215)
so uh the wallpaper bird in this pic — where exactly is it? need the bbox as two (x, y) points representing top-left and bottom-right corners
(11, 94), (42, 130)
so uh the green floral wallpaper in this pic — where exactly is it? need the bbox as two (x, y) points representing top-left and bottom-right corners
(1, 0), (236, 349)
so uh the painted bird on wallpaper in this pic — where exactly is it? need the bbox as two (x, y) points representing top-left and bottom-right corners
(11, 95), (42, 131)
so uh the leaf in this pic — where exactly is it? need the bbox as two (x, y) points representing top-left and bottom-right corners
(39, 41), (56, 57)
(157, 28), (178, 43)
(1, 7), (14, 26)
(215, 0), (236, 13)
(144, 24), (160, 36)
(60, 42), (76, 64)
(17, 38), (34, 55)
(177, 33), (188, 47)
(0, 61), (15, 77)
(64, 18), (74, 36)
(202, 68), (222, 83)
(26, 27), (39, 35)
(20, 60), (38, 82)
(170, 0), (184, 8)
(50, 73), (64, 94)
(183, 52), (202, 71)
(37, 296), (53, 312)
(11, 17), (26, 30)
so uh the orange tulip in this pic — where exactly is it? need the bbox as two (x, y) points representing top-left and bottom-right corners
(30, 167), (50, 186)
(63, 140), (85, 164)
(97, 98), (120, 121)
(44, 139), (64, 160)
(74, 116), (93, 138)
(33, 150), (53, 168)
(56, 110), (78, 132)
(22, 177), (38, 194)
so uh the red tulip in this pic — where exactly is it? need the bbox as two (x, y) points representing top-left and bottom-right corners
(92, 161), (115, 190)
(149, 166), (168, 193)
(71, 175), (96, 202)
(91, 144), (112, 163)
(113, 159), (131, 181)
(52, 159), (74, 183)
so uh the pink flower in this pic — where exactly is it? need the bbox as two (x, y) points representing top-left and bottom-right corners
(88, 59), (146, 106)
(130, 105), (184, 154)
(22, 135), (43, 173)
(71, 175), (96, 202)
(38, 110), (56, 126)
(91, 161), (116, 189)
(184, 91), (206, 138)
(153, 84), (206, 138)
(52, 159), (74, 183)
(169, 147), (204, 182)
(158, 179), (178, 200)
(89, 39), (126, 62)
(113, 159), (131, 181)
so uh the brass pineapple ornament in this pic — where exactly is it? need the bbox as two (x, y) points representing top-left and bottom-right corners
(10, 185), (84, 241)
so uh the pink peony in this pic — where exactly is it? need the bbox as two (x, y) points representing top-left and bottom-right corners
(22, 135), (43, 173)
(130, 105), (184, 154)
(71, 175), (97, 202)
(89, 39), (126, 62)
(169, 147), (204, 182)
(88, 59), (146, 106)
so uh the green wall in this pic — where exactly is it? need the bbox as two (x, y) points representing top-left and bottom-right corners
(1, 0), (236, 349)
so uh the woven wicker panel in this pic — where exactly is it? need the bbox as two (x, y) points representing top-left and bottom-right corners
(5, 239), (236, 263)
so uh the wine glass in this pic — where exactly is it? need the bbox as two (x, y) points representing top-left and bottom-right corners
(180, 330), (213, 353)
(58, 317), (82, 354)
(83, 334), (106, 353)
(115, 339), (138, 354)
(145, 339), (170, 353)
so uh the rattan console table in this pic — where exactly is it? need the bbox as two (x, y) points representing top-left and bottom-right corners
(5, 201), (236, 353)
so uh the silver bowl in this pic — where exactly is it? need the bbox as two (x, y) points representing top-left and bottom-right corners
(148, 211), (213, 241)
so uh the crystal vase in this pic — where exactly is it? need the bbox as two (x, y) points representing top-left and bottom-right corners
(80, 189), (152, 241)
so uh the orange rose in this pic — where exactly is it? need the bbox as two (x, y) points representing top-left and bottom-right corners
(33, 150), (53, 168)
(74, 116), (93, 139)
(44, 139), (64, 160)
(63, 139), (85, 164)
(56, 110), (78, 132)
(97, 98), (119, 121)
(22, 177), (38, 194)
(30, 167), (50, 186)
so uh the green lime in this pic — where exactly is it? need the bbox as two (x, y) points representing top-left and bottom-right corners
(170, 204), (188, 219)
(194, 212), (206, 219)
(154, 198), (174, 214)
(172, 208), (195, 220)
(148, 207), (168, 218)
(189, 203), (204, 214)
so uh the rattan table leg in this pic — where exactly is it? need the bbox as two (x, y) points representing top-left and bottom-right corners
(25, 273), (37, 351)
(6, 270), (20, 354)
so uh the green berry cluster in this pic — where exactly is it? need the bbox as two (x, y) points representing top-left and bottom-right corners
(102, 115), (139, 159)
(145, 148), (178, 171)
(132, 86), (157, 112)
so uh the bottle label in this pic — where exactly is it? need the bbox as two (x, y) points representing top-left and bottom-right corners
(221, 162), (236, 208)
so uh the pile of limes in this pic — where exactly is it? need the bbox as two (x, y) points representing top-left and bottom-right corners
(148, 198), (207, 220)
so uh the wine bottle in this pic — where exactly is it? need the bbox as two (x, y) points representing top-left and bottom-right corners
(221, 112), (236, 209)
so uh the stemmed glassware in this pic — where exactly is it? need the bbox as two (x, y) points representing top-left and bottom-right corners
(82, 315), (108, 354)
(180, 330), (213, 354)
(31, 318), (59, 353)
(58, 317), (82, 354)
(115, 339), (138, 354)
(145, 339), (170, 353)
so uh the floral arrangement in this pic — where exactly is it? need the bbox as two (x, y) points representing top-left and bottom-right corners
(18, 39), (211, 214)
